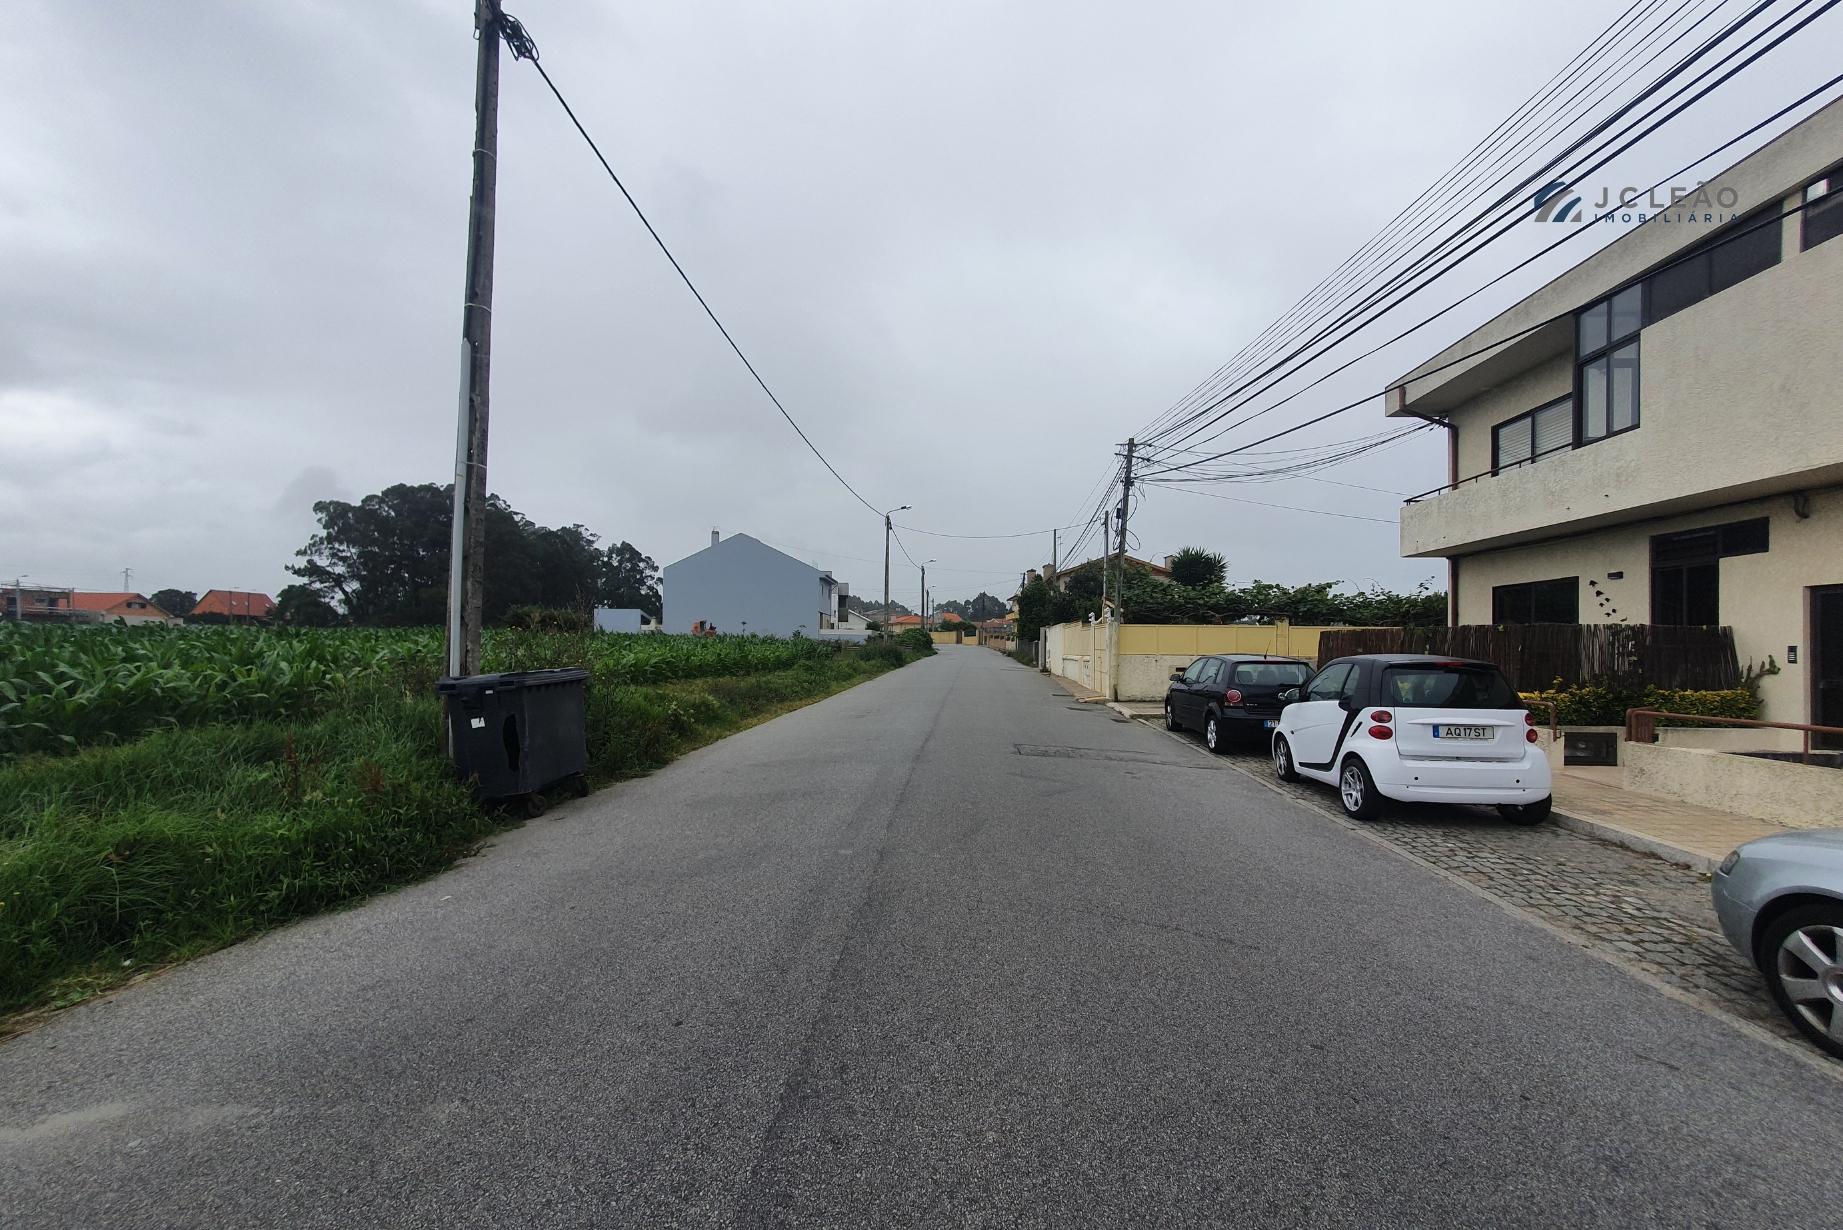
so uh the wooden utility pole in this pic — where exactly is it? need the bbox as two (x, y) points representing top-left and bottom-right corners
(446, 0), (502, 682)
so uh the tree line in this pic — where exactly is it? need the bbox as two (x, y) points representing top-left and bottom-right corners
(1013, 547), (1445, 643)
(282, 483), (661, 627)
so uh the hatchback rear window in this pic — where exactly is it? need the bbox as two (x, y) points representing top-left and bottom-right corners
(1383, 665), (1517, 709)
(1231, 662), (1310, 687)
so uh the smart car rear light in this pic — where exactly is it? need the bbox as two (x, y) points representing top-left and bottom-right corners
(1526, 727), (1540, 744)
(1367, 724), (1393, 739)
(1223, 688), (1243, 706)
(1371, 710), (1392, 723)
(1524, 711), (1537, 726)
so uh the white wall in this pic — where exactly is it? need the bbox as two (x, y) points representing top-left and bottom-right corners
(662, 533), (834, 637)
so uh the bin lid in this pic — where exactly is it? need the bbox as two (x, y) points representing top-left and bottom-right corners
(436, 668), (589, 693)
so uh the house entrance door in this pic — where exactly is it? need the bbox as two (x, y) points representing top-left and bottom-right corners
(1815, 586), (1843, 750)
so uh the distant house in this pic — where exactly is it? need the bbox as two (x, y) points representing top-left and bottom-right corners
(192, 590), (276, 623)
(70, 592), (181, 626)
(1044, 554), (1173, 593)
(1, 585), (81, 622)
(886, 613), (924, 630)
(663, 531), (841, 638)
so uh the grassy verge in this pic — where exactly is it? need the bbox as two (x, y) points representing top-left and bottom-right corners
(0, 647), (919, 1020)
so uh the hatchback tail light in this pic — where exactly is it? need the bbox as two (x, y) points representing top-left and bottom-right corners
(1524, 711), (1537, 726)
(1370, 710), (1392, 723)
(1526, 727), (1540, 744)
(1223, 688), (1243, 706)
(1367, 724), (1393, 740)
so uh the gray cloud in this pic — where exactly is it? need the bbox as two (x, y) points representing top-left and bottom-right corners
(3, 0), (1836, 602)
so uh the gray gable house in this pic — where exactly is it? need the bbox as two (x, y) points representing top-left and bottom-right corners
(663, 531), (840, 638)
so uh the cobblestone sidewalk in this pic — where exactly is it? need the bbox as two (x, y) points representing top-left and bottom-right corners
(1147, 723), (1835, 1061)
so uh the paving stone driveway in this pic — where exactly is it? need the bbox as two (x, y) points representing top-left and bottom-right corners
(1155, 724), (1832, 1059)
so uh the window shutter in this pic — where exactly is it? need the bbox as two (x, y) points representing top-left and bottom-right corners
(1532, 402), (1573, 458)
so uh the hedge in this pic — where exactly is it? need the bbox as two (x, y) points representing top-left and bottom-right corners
(1519, 682), (1759, 728)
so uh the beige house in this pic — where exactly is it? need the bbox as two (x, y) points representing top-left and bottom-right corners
(1386, 98), (1843, 732)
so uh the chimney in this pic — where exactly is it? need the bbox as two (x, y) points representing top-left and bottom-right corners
(710, 528), (720, 548)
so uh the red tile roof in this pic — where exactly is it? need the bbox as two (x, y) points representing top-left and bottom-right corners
(887, 614), (923, 626)
(192, 590), (276, 619)
(69, 592), (142, 612)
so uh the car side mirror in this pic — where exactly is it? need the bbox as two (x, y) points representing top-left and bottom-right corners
(1169, 670), (1185, 682)
(1278, 687), (1298, 703)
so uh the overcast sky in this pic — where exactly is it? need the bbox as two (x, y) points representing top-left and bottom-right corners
(4, 0), (1838, 607)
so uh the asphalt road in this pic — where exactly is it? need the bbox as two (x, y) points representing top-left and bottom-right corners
(4, 647), (1839, 1228)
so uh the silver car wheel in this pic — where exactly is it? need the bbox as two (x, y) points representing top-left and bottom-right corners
(1204, 717), (1218, 751)
(1340, 764), (1365, 812)
(1273, 741), (1288, 776)
(1776, 924), (1843, 1042)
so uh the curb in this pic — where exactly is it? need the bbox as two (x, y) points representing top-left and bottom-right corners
(1550, 808), (1720, 874)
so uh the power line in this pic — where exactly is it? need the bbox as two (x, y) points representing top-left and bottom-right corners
(1142, 483), (1400, 525)
(1141, 0), (1837, 457)
(509, 40), (884, 518)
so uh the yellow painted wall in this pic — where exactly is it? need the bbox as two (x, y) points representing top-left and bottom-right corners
(1115, 624), (1348, 661)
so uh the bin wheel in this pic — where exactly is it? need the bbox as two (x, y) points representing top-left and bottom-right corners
(571, 775), (591, 799)
(522, 793), (548, 820)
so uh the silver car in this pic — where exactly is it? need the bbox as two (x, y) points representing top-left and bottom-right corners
(1712, 829), (1843, 1059)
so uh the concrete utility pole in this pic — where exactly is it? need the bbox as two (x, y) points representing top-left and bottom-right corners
(121, 567), (132, 592)
(881, 505), (909, 631)
(1115, 437), (1136, 621)
(1050, 527), (1058, 579)
(446, 0), (503, 682)
(1098, 509), (1111, 616)
(921, 560), (936, 629)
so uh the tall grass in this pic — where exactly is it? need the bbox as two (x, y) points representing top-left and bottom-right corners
(0, 629), (920, 1015)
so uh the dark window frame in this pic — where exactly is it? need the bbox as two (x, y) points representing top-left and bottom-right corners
(1803, 166), (1843, 251)
(1574, 330), (1641, 447)
(1491, 577), (1580, 625)
(1648, 518), (1770, 627)
(1491, 396), (1575, 473)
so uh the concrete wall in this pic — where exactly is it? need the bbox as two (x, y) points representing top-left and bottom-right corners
(1624, 741), (1843, 829)
(592, 608), (645, 633)
(662, 533), (834, 638)
(1043, 622), (1349, 701)
(1451, 488), (1843, 725)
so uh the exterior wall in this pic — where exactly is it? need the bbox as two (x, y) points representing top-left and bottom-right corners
(1403, 227), (1843, 556)
(1043, 622), (1349, 701)
(1624, 742), (1843, 829)
(1395, 96), (1843, 559)
(662, 534), (832, 637)
(1453, 489), (1843, 725)
(1450, 351), (1573, 484)
(593, 608), (645, 633)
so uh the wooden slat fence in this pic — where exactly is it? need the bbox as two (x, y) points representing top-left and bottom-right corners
(1314, 624), (1741, 692)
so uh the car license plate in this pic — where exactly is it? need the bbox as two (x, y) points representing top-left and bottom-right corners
(1434, 725), (1490, 740)
(1263, 719), (1277, 729)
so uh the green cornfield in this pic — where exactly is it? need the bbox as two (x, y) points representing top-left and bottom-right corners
(0, 623), (842, 757)
(0, 622), (922, 1014)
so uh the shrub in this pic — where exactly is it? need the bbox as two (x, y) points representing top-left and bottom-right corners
(896, 627), (935, 656)
(1520, 681), (1760, 727)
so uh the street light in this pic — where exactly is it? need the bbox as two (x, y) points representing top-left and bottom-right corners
(881, 505), (910, 631)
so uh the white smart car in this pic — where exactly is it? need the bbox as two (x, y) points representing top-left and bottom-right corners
(1271, 654), (1552, 823)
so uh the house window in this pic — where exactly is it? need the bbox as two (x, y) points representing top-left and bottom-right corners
(1576, 286), (1640, 446)
(1804, 169), (1843, 251)
(1645, 206), (1781, 326)
(1492, 577), (1579, 625)
(1650, 518), (1769, 627)
(1492, 397), (1573, 472)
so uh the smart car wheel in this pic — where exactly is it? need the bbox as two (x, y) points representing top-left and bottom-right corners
(1338, 756), (1384, 822)
(1204, 714), (1223, 754)
(1273, 735), (1299, 782)
(1497, 796), (1552, 825)
(1760, 903), (1843, 1060)
(1164, 699), (1181, 731)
